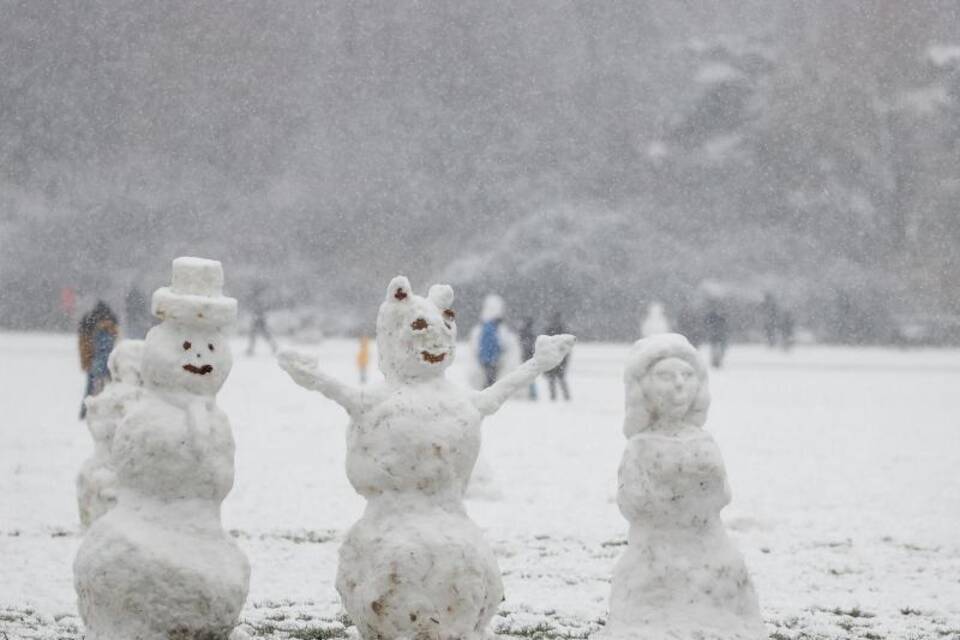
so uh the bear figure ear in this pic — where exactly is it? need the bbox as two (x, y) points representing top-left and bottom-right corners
(427, 284), (454, 309)
(386, 275), (412, 303)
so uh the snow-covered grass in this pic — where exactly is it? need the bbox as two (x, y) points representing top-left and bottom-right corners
(2, 332), (959, 639)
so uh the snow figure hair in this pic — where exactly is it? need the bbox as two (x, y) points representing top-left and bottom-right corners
(623, 333), (710, 437)
(106, 339), (144, 386)
(376, 275), (457, 383)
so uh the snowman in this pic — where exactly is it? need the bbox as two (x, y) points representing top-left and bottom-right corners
(602, 334), (764, 640)
(279, 276), (575, 640)
(77, 339), (144, 529)
(74, 257), (250, 640)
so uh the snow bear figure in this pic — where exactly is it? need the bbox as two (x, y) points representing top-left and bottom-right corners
(279, 276), (575, 640)
(77, 339), (144, 529)
(74, 257), (250, 640)
(601, 334), (764, 640)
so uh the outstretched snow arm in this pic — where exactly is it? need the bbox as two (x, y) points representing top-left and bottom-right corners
(472, 334), (575, 416)
(278, 349), (363, 417)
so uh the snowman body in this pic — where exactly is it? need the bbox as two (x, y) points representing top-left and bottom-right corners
(74, 258), (249, 640)
(603, 335), (764, 640)
(337, 280), (502, 640)
(77, 340), (144, 529)
(610, 431), (763, 639)
(338, 377), (502, 640)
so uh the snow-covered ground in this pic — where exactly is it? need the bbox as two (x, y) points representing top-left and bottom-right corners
(2, 332), (959, 639)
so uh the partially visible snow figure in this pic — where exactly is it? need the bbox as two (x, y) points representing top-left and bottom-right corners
(466, 293), (522, 389)
(640, 301), (671, 337)
(76, 339), (144, 529)
(602, 334), (764, 640)
(279, 276), (575, 640)
(74, 257), (250, 640)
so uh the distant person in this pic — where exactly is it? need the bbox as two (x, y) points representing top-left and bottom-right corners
(78, 301), (119, 418)
(677, 304), (703, 346)
(703, 306), (729, 369)
(246, 284), (277, 356)
(519, 317), (538, 400)
(761, 293), (779, 348)
(778, 310), (796, 352)
(468, 294), (522, 390)
(124, 286), (151, 339)
(478, 316), (503, 388)
(544, 312), (571, 401)
(641, 301), (671, 337)
(61, 286), (77, 322)
(357, 335), (371, 384)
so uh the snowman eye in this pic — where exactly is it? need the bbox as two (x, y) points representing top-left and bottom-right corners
(443, 309), (456, 320)
(183, 341), (192, 350)
(208, 343), (215, 351)
(411, 318), (428, 331)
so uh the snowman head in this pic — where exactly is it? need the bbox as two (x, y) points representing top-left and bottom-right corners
(623, 333), (710, 437)
(107, 339), (145, 386)
(141, 257), (237, 397)
(142, 321), (232, 396)
(376, 275), (457, 383)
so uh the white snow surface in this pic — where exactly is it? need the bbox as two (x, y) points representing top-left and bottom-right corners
(2, 332), (960, 639)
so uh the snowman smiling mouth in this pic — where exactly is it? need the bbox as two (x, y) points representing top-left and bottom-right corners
(421, 351), (446, 364)
(183, 364), (214, 375)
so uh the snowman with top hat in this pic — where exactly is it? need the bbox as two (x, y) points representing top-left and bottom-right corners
(74, 257), (250, 640)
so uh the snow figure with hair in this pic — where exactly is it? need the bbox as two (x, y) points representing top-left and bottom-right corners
(603, 333), (764, 640)
(77, 339), (144, 529)
(74, 257), (250, 640)
(279, 276), (575, 640)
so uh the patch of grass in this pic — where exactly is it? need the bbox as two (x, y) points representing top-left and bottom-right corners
(600, 539), (627, 548)
(287, 626), (348, 640)
(829, 606), (875, 619)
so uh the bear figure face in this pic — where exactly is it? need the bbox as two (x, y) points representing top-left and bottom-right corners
(141, 321), (232, 396)
(376, 276), (457, 383)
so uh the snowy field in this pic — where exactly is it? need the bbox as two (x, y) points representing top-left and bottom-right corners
(2, 332), (959, 640)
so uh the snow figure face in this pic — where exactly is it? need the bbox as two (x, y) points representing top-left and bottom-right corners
(141, 321), (232, 396)
(107, 340), (144, 386)
(641, 357), (699, 422)
(623, 333), (710, 437)
(376, 276), (457, 382)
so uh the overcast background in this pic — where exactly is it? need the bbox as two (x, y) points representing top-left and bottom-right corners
(2, 1), (959, 341)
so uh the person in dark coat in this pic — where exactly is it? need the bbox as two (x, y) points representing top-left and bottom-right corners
(703, 305), (729, 369)
(124, 286), (151, 339)
(761, 293), (779, 348)
(518, 317), (538, 400)
(79, 301), (119, 418)
(246, 284), (278, 356)
(778, 310), (796, 352)
(544, 312), (571, 401)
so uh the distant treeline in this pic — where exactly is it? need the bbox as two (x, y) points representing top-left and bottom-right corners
(1, 1), (958, 343)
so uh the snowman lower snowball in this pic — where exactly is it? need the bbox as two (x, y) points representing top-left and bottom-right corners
(279, 276), (575, 640)
(601, 334), (764, 640)
(74, 257), (250, 640)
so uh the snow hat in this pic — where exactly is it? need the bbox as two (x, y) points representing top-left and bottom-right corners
(151, 257), (237, 328)
(623, 333), (710, 436)
(107, 339), (145, 385)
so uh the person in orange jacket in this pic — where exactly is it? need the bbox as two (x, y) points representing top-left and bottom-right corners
(357, 334), (371, 384)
